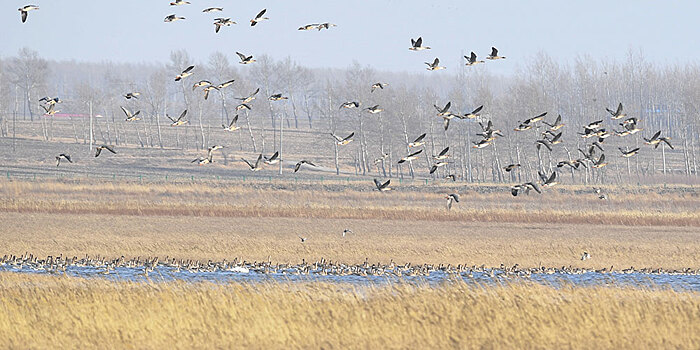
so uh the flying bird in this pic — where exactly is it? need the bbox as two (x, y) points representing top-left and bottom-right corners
(95, 145), (116, 158)
(373, 179), (391, 192)
(203, 7), (223, 13)
(409, 37), (431, 51)
(339, 101), (360, 109)
(170, 0), (190, 5)
(408, 133), (426, 148)
(365, 105), (384, 114)
(398, 150), (422, 163)
(124, 92), (140, 100)
(464, 52), (485, 66)
(606, 103), (626, 120)
(425, 58), (446, 71)
(55, 154), (72, 167)
(294, 160), (316, 172)
(268, 93), (288, 101)
(445, 193), (460, 210)
(121, 106), (141, 122)
(214, 18), (236, 33)
(250, 9), (269, 26)
(331, 132), (354, 145)
(241, 154), (263, 171)
(487, 47), (506, 60)
(164, 14), (186, 22)
(263, 151), (280, 165)
(237, 88), (260, 103)
(371, 82), (388, 92)
(223, 115), (241, 131)
(18, 5), (39, 23)
(175, 65), (194, 81)
(167, 110), (188, 126)
(236, 52), (256, 64)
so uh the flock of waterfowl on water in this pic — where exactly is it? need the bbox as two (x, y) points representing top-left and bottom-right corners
(2, 254), (698, 279)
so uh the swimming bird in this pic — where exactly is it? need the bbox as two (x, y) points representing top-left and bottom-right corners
(543, 115), (565, 130)
(241, 154), (263, 171)
(222, 115), (241, 131)
(236, 52), (256, 64)
(18, 5), (39, 23)
(433, 147), (450, 160)
(398, 149), (422, 163)
(409, 37), (431, 51)
(164, 14), (186, 22)
(203, 7), (223, 13)
(268, 93), (288, 101)
(606, 103), (626, 120)
(486, 47), (506, 60)
(250, 9), (269, 26)
(408, 133), (426, 148)
(373, 179), (391, 192)
(263, 151), (280, 165)
(237, 88), (260, 103)
(167, 110), (188, 126)
(445, 193), (460, 210)
(214, 18), (236, 33)
(425, 58), (446, 71)
(504, 163), (521, 172)
(339, 101), (360, 109)
(95, 145), (116, 158)
(619, 147), (640, 157)
(464, 52), (485, 66)
(371, 82), (388, 92)
(124, 92), (140, 100)
(331, 132), (354, 145)
(175, 65), (194, 81)
(121, 106), (141, 121)
(55, 154), (72, 167)
(294, 160), (316, 172)
(365, 105), (384, 114)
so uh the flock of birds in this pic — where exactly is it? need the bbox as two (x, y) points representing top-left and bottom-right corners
(1, 253), (698, 278)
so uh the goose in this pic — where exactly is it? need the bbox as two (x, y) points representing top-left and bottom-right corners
(373, 179), (391, 191)
(606, 103), (626, 120)
(464, 52), (485, 66)
(95, 145), (116, 158)
(55, 154), (72, 167)
(170, 0), (190, 5)
(222, 115), (241, 131)
(656, 137), (673, 149)
(540, 171), (558, 187)
(461, 105), (484, 119)
(581, 252), (591, 261)
(596, 129), (612, 139)
(618, 147), (640, 157)
(511, 182), (540, 196)
(203, 7), (223, 13)
(445, 193), (460, 210)
(298, 236), (307, 243)
(408, 133), (426, 147)
(365, 105), (383, 114)
(217, 79), (235, 89)
(578, 128), (598, 138)
(543, 115), (565, 130)
(472, 139), (491, 148)
(557, 159), (583, 169)
(547, 131), (563, 145)
(317, 22), (337, 30)
(250, 9), (269, 26)
(192, 80), (212, 91)
(434, 101), (452, 116)
(175, 65), (194, 81)
(235, 103), (251, 111)
(241, 154), (263, 171)
(430, 161), (448, 174)
(192, 154), (213, 165)
(41, 104), (59, 116)
(294, 160), (316, 172)
(621, 117), (640, 126)
(208, 145), (224, 156)
(409, 37), (431, 51)
(535, 139), (552, 152)
(643, 130), (662, 145)
(164, 14), (186, 22)
(584, 120), (604, 131)
(339, 101), (360, 109)
(445, 174), (457, 181)
(504, 163), (521, 172)
(331, 132), (354, 145)
(398, 149), (422, 163)
(298, 24), (319, 31)
(371, 82), (388, 92)
(523, 112), (547, 125)
(203, 86), (219, 100)
(433, 147), (450, 160)
(373, 153), (389, 164)
(425, 58), (446, 71)
(236, 88), (260, 103)
(476, 129), (502, 142)
(236, 52), (256, 64)
(486, 47), (506, 60)
(514, 122), (532, 131)
(268, 93), (288, 101)
(18, 5), (39, 23)
(120, 106), (141, 121)
(124, 92), (140, 100)
(263, 151), (280, 165)
(214, 18), (236, 33)
(592, 141), (605, 152)
(39, 96), (61, 105)
(592, 154), (608, 168)
(167, 109), (188, 126)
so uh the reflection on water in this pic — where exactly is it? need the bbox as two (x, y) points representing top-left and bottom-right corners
(2, 265), (698, 292)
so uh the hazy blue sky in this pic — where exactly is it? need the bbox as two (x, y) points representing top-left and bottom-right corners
(2, 1), (698, 74)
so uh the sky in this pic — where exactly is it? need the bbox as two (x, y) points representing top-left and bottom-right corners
(2, 1), (698, 75)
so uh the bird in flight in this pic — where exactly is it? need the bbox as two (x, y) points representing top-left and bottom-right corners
(464, 52), (485, 66)
(294, 160), (316, 172)
(55, 154), (72, 167)
(339, 101), (360, 109)
(175, 66), (194, 81)
(408, 133), (426, 148)
(222, 115), (241, 132)
(95, 145), (116, 158)
(331, 132), (354, 145)
(425, 58), (446, 71)
(18, 5), (39, 23)
(170, 0), (190, 5)
(487, 47), (506, 60)
(445, 193), (460, 210)
(409, 37), (431, 51)
(236, 52), (256, 64)
(124, 92), (140, 100)
(241, 154), (263, 171)
(371, 82), (388, 92)
(167, 110), (188, 126)
(164, 14), (186, 23)
(121, 106), (141, 122)
(203, 7), (223, 13)
(250, 9), (269, 26)
(373, 179), (391, 192)
(214, 18), (236, 33)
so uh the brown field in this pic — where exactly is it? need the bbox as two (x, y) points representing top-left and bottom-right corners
(0, 273), (697, 349)
(0, 179), (698, 269)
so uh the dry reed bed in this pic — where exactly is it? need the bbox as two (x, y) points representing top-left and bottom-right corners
(0, 273), (697, 349)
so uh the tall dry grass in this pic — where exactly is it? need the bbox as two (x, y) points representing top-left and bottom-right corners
(0, 273), (697, 349)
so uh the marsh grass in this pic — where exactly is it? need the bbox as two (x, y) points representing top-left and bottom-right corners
(0, 273), (697, 349)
